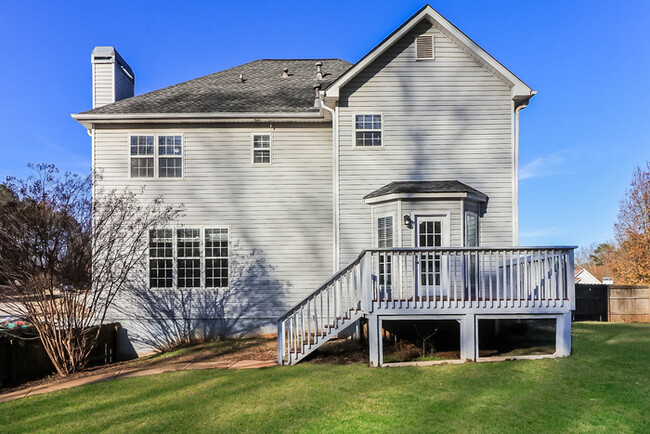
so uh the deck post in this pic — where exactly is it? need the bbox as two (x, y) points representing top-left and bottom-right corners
(567, 249), (576, 310)
(368, 314), (381, 367)
(460, 313), (477, 361)
(360, 252), (372, 313)
(556, 312), (571, 357)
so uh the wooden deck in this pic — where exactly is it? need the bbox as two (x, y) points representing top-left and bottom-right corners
(278, 246), (576, 365)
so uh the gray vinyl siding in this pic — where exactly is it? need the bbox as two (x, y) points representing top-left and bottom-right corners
(114, 65), (134, 102)
(94, 123), (333, 338)
(337, 20), (514, 265)
(92, 62), (114, 108)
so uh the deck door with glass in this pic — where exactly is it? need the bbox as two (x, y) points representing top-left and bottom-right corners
(415, 216), (449, 299)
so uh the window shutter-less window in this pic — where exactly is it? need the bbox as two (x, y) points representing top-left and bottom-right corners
(416, 35), (434, 60)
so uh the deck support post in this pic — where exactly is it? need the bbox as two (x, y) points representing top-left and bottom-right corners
(556, 312), (571, 357)
(368, 315), (381, 367)
(460, 314), (477, 361)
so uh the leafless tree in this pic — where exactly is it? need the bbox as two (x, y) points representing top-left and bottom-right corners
(0, 164), (182, 375)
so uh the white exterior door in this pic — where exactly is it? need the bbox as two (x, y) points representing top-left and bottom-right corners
(415, 216), (450, 298)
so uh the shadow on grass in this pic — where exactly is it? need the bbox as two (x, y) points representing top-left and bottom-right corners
(1, 324), (648, 432)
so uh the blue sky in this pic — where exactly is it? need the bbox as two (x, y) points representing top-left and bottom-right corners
(1, 1), (648, 248)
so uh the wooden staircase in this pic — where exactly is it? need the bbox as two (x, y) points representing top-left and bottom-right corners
(277, 252), (366, 365)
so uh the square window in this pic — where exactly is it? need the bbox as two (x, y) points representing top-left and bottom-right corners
(131, 157), (154, 178)
(159, 157), (182, 178)
(354, 115), (382, 147)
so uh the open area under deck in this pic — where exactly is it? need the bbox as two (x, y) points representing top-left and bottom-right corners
(278, 247), (576, 366)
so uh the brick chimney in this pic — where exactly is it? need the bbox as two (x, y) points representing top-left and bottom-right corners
(91, 46), (135, 108)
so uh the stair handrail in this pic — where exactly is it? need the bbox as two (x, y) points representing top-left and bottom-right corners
(277, 250), (367, 323)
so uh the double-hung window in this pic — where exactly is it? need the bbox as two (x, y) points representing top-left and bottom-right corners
(130, 136), (155, 178)
(252, 134), (271, 164)
(149, 229), (173, 288)
(177, 229), (201, 288)
(355, 114), (382, 147)
(205, 229), (229, 288)
(148, 228), (229, 289)
(158, 136), (183, 178)
(130, 134), (183, 178)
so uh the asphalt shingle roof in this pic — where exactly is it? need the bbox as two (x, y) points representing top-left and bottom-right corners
(364, 181), (488, 201)
(82, 59), (352, 115)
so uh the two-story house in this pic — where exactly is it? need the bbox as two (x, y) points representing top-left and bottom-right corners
(73, 5), (575, 366)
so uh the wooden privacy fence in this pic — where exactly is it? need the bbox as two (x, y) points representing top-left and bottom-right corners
(609, 286), (650, 322)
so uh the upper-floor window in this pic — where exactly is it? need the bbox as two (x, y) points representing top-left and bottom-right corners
(355, 114), (382, 147)
(130, 134), (183, 178)
(252, 134), (272, 164)
(130, 136), (154, 178)
(158, 136), (183, 178)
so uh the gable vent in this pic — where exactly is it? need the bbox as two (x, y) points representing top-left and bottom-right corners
(415, 35), (434, 60)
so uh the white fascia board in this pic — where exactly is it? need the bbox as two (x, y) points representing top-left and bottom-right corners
(365, 192), (468, 204)
(325, 5), (535, 102)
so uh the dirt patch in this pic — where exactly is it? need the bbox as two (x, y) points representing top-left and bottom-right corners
(304, 338), (368, 364)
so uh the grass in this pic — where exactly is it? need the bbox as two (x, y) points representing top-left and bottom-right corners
(1, 323), (649, 433)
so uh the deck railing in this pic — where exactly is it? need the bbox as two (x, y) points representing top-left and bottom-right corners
(278, 246), (575, 364)
(365, 247), (576, 311)
(277, 252), (365, 364)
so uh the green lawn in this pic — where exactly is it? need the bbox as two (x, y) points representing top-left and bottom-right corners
(1, 323), (649, 433)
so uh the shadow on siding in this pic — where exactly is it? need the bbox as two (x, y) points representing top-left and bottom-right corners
(112, 242), (290, 357)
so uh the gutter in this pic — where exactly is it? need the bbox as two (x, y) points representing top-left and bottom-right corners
(71, 111), (327, 129)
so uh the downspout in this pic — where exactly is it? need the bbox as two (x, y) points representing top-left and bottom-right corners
(320, 94), (340, 272)
(513, 97), (531, 245)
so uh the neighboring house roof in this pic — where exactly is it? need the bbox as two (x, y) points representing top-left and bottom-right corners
(364, 180), (488, 202)
(575, 268), (602, 284)
(323, 4), (534, 105)
(81, 59), (351, 115)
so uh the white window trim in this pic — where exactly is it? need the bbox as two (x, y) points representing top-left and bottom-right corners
(148, 228), (175, 290)
(128, 133), (185, 180)
(203, 227), (230, 290)
(464, 210), (479, 247)
(415, 34), (435, 61)
(352, 113), (385, 149)
(128, 135), (155, 180)
(147, 226), (231, 290)
(250, 133), (273, 165)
